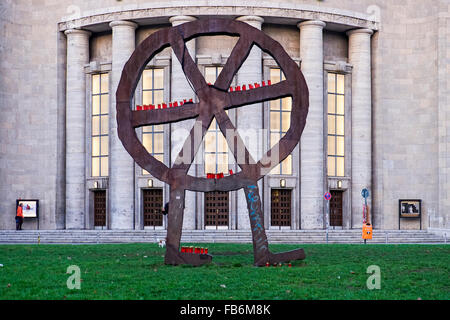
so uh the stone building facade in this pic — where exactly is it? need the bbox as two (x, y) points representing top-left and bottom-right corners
(0, 0), (448, 233)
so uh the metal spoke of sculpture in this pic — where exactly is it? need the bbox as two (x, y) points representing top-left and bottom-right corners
(116, 18), (309, 266)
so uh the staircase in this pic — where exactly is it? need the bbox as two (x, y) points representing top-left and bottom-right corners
(0, 229), (446, 244)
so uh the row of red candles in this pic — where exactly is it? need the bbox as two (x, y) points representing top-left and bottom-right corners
(136, 98), (193, 110)
(181, 246), (208, 254)
(228, 80), (272, 92)
(206, 169), (233, 179)
(266, 262), (292, 267)
(135, 80), (273, 111)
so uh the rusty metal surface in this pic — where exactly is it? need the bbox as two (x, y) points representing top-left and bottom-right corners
(116, 18), (309, 266)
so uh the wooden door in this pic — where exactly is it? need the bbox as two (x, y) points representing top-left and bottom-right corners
(271, 189), (291, 227)
(93, 190), (106, 227)
(330, 190), (343, 226)
(205, 191), (229, 228)
(143, 189), (163, 227)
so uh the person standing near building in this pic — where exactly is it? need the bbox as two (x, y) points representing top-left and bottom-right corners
(16, 203), (24, 230)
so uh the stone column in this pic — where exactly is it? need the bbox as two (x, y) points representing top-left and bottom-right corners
(169, 16), (197, 230)
(347, 29), (373, 228)
(235, 16), (264, 230)
(109, 20), (137, 230)
(298, 20), (326, 229)
(64, 29), (91, 229)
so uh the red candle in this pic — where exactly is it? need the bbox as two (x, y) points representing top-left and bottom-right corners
(236, 86), (241, 91)
(266, 262), (270, 267)
(173, 101), (178, 107)
(229, 169), (233, 175)
(262, 81), (266, 86)
(254, 82), (260, 88)
(136, 105), (142, 111)
(242, 85), (246, 91)
(162, 103), (167, 109)
(143, 105), (149, 110)
(249, 84), (254, 90)
(189, 99), (193, 103)
(268, 80), (272, 86)
(204, 248), (208, 254)
(157, 104), (161, 109)
(229, 87), (233, 92)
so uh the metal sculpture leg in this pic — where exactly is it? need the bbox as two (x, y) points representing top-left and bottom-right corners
(164, 188), (212, 266)
(244, 183), (305, 266)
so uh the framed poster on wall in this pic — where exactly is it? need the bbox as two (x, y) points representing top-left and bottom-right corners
(16, 199), (39, 218)
(399, 199), (421, 229)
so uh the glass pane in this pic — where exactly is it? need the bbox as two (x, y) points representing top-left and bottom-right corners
(327, 156), (335, 176)
(281, 111), (290, 132)
(92, 116), (100, 136)
(101, 73), (109, 93)
(100, 94), (109, 114)
(328, 136), (335, 156)
(143, 91), (153, 105)
(336, 115), (344, 135)
(270, 99), (280, 111)
(209, 118), (216, 129)
(270, 111), (281, 131)
(154, 133), (164, 154)
(205, 67), (216, 84)
(92, 74), (100, 94)
(328, 73), (335, 93)
(337, 74), (345, 94)
(328, 115), (335, 134)
(204, 154), (216, 174)
(270, 163), (281, 175)
(155, 154), (164, 163)
(217, 154), (228, 173)
(154, 69), (164, 89)
(270, 68), (281, 84)
(336, 136), (344, 156)
(337, 95), (344, 115)
(92, 95), (100, 115)
(92, 157), (100, 177)
(143, 134), (152, 153)
(154, 124), (164, 132)
(100, 136), (108, 156)
(328, 94), (335, 114)
(281, 155), (292, 175)
(282, 97), (292, 111)
(142, 70), (152, 90)
(270, 132), (280, 148)
(336, 157), (345, 176)
(100, 115), (108, 135)
(100, 157), (108, 177)
(142, 169), (149, 175)
(281, 71), (286, 81)
(217, 134), (228, 153)
(153, 90), (163, 105)
(92, 137), (100, 156)
(205, 132), (216, 152)
(142, 125), (152, 133)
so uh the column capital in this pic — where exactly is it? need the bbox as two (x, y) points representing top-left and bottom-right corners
(64, 28), (91, 37)
(297, 20), (326, 29)
(346, 28), (374, 37)
(109, 20), (138, 29)
(236, 15), (264, 29)
(169, 15), (197, 26)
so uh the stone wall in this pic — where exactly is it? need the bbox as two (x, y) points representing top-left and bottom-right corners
(0, 0), (448, 231)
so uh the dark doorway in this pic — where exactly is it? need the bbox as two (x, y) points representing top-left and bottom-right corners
(93, 190), (106, 227)
(143, 188), (163, 227)
(205, 191), (229, 228)
(271, 189), (292, 227)
(330, 190), (343, 227)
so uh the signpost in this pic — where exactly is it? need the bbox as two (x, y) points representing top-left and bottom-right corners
(324, 192), (331, 244)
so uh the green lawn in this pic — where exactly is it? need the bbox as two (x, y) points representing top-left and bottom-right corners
(0, 243), (448, 300)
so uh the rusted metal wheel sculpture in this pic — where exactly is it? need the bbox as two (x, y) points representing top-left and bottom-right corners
(116, 18), (309, 266)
